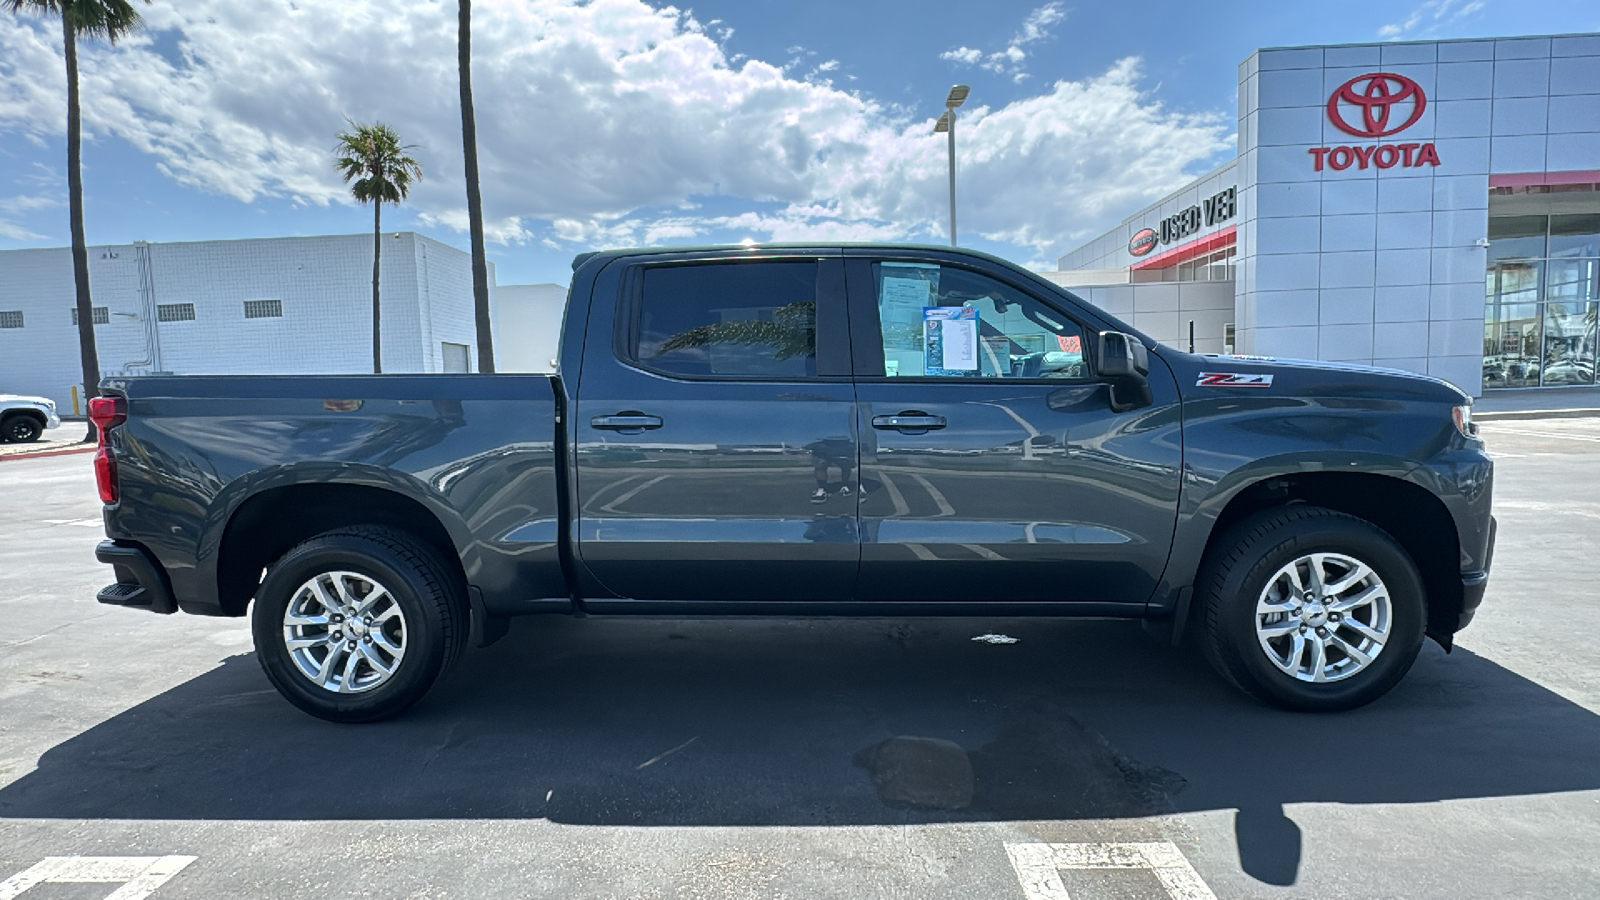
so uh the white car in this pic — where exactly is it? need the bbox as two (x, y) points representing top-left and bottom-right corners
(0, 394), (62, 443)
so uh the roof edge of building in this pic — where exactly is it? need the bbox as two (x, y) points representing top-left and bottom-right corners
(1252, 29), (1600, 55)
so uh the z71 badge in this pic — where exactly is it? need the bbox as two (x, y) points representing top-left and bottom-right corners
(1198, 372), (1273, 388)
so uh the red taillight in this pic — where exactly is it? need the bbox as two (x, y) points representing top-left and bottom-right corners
(89, 396), (126, 505)
(89, 396), (126, 431)
(95, 448), (118, 504)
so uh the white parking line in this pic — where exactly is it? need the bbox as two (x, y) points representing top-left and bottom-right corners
(0, 856), (196, 900)
(906, 472), (955, 517)
(1005, 842), (1216, 900)
(1484, 427), (1600, 443)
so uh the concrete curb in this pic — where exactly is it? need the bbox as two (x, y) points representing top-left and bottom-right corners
(0, 445), (96, 462)
(1475, 408), (1600, 422)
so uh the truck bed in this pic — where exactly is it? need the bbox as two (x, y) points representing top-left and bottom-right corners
(99, 374), (567, 620)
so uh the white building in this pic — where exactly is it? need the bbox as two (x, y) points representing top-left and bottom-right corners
(0, 233), (490, 412)
(490, 282), (568, 373)
(1055, 32), (1600, 396)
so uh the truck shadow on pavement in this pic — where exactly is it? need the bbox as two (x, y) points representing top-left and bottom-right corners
(4, 616), (1598, 886)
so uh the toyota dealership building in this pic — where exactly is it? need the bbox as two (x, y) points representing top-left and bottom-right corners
(1050, 32), (1600, 396)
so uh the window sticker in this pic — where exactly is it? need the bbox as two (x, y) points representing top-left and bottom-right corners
(879, 263), (939, 356)
(924, 306), (979, 374)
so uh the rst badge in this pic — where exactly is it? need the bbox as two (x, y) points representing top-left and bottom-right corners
(1198, 372), (1273, 388)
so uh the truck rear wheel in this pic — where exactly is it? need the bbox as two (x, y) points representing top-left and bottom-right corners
(1199, 506), (1426, 712)
(251, 527), (467, 723)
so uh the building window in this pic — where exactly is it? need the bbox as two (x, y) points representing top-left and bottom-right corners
(441, 342), (471, 373)
(70, 306), (110, 326)
(1484, 212), (1600, 390)
(1132, 246), (1236, 284)
(0, 311), (22, 329)
(1223, 323), (1236, 355)
(157, 303), (196, 322)
(243, 299), (283, 319)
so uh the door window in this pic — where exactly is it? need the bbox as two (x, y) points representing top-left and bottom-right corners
(871, 262), (1089, 379)
(631, 262), (818, 378)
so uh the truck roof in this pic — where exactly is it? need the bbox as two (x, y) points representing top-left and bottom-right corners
(570, 242), (1022, 271)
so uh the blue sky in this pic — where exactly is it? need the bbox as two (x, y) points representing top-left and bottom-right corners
(1, 0), (1597, 286)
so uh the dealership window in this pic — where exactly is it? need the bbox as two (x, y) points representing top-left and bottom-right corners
(243, 299), (283, 319)
(157, 303), (196, 322)
(1132, 246), (1236, 284)
(632, 262), (817, 378)
(871, 262), (1088, 379)
(70, 306), (109, 326)
(1484, 212), (1600, 390)
(0, 311), (22, 329)
(1223, 323), (1236, 355)
(441, 341), (471, 373)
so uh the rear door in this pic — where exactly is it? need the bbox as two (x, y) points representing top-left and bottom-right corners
(574, 250), (859, 602)
(845, 253), (1182, 607)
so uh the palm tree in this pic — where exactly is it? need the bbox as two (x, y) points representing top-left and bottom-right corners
(334, 121), (422, 374)
(5, 0), (147, 440)
(457, 0), (494, 373)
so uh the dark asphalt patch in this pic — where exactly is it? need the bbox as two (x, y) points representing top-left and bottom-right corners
(856, 702), (1186, 817)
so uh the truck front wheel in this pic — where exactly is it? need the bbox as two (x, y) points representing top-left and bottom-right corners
(251, 527), (467, 722)
(2, 413), (44, 443)
(1199, 506), (1426, 712)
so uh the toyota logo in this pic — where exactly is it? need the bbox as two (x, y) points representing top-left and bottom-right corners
(1327, 72), (1426, 138)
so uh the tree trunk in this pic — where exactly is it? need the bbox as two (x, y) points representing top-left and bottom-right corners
(372, 200), (383, 374)
(64, 19), (101, 442)
(459, 0), (494, 373)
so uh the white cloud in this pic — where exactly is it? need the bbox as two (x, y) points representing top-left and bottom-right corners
(0, 0), (1229, 260)
(941, 2), (1065, 82)
(0, 193), (59, 240)
(1378, 0), (1487, 39)
(940, 47), (984, 66)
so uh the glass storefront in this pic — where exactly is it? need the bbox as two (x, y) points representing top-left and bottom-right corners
(1483, 213), (1600, 390)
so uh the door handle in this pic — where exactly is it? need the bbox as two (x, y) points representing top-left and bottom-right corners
(591, 413), (664, 431)
(872, 413), (946, 431)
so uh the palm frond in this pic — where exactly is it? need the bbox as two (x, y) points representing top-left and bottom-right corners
(333, 120), (423, 208)
(658, 302), (817, 361)
(5, 0), (148, 42)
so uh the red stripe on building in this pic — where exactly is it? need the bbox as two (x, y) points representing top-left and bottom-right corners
(1489, 170), (1600, 188)
(1130, 226), (1237, 271)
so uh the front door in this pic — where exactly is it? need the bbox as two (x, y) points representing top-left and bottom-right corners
(845, 254), (1182, 606)
(574, 251), (859, 602)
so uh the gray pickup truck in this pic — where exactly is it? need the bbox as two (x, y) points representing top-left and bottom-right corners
(91, 244), (1495, 722)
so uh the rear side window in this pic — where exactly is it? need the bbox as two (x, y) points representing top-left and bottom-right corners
(633, 262), (817, 378)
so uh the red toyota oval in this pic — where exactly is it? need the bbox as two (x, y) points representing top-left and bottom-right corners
(1129, 228), (1158, 257)
(1327, 72), (1427, 138)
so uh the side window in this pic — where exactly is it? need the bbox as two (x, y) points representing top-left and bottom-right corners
(633, 262), (817, 378)
(873, 262), (1089, 379)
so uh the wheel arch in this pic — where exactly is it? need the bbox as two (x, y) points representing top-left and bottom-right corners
(1195, 470), (1462, 648)
(1, 408), (47, 430)
(215, 481), (468, 618)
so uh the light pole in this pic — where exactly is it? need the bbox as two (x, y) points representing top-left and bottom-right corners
(933, 84), (969, 247)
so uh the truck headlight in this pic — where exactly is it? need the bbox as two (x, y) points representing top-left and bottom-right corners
(1452, 404), (1477, 438)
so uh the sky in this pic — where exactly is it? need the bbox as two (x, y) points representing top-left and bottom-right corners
(2, 0), (1598, 287)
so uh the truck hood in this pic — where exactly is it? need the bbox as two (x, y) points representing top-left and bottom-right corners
(0, 394), (56, 407)
(1165, 352), (1471, 405)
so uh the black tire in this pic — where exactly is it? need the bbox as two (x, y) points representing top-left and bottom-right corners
(251, 527), (468, 723)
(2, 414), (43, 443)
(1198, 505), (1426, 712)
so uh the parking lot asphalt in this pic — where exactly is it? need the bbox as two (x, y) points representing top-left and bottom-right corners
(1, 419), (1598, 898)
